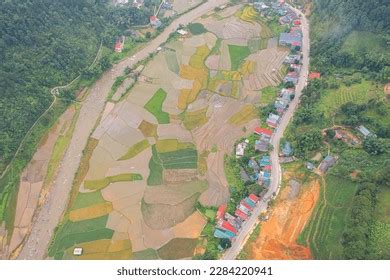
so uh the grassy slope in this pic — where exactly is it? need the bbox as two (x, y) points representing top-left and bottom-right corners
(298, 176), (357, 259)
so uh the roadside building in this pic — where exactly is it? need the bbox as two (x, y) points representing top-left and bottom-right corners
(248, 159), (260, 171)
(267, 113), (280, 128)
(248, 194), (260, 204)
(309, 72), (321, 80)
(240, 200), (253, 211)
(279, 32), (302, 46)
(254, 127), (273, 138)
(150, 16), (162, 28)
(225, 213), (242, 229)
(217, 220), (238, 235)
(259, 155), (271, 167)
(214, 228), (235, 239)
(216, 204), (227, 221)
(281, 142), (293, 157)
(235, 209), (248, 221)
(255, 139), (269, 152)
(284, 72), (299, 84)
(245, 197), (256, 208)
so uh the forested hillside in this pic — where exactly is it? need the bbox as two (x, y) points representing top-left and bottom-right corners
(310, 0), (390, 78)
(292, 0), (390, 260)
(0, 0), (155, 174)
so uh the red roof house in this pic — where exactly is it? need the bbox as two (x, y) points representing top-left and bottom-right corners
(150, 15), (161, 28)
(219, 220), (238, 234)
(293, 19), (301, 26)
(235, 209), (248, 220)
(264, 165), (272, 171)
(255, 127), (273, 137)
(249, 194), (259, 203)
(114, 37), (124, 53)
(216, 204), (227, 221)
(309, 72), (321, 80)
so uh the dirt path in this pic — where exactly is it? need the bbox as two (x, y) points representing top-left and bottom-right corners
(17, 0), (229, 260)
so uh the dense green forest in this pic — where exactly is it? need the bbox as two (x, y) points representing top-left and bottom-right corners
(310, 0), (390, 79)
(0, 0), (159, 174)
(289, 0), (390, 259)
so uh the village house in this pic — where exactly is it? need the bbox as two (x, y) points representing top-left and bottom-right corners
(161, 0), (173, 10)
(281, 141), (293, 157)
(132, 0), (144, 9)
(318, 155), (337, 173)
(309, 72), (321, 80)
(284, 54), (301, 64)
(235, 209), (248, 221)
(279, 32), (302, 47)
(114, 36), (125, 53)
(236, 140), (248, 158)
(216, 204), (227, 221)
(225, 212), (242, 229)
(306, 162), (315, 171)
(267, 113), (280, 128)
(150, 15), (162, 28)
(248, 158), (260, 171)
(284, 71), (299, 84)
(357, 125), (375, 138)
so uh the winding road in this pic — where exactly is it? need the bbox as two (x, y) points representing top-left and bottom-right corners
(17, 0), (229, 260)
(222, 5), (310, 260)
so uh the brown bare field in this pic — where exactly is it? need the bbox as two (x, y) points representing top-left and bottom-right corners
(141, 193), (199, 230)
(249, 179), (321, 259)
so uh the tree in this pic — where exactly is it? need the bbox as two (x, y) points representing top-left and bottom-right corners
(219, 238), (232, 250)
(363, 137), (387, 155)
(145, 31), (151, 39)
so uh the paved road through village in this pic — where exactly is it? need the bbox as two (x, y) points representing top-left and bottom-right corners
(222, 5), (310, 260)
(18, 0), (229, 260)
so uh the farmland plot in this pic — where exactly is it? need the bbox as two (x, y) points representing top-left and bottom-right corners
(51, 4), (288, 259)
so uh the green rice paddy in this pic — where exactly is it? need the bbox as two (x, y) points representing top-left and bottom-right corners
(228, 45), (251, 71)
(144, 88), (170, 124)
(48, 215), (114, 260)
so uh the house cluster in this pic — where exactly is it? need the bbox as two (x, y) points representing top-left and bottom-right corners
(213, 194), (260, 241)
(279, 15), (302, 50)
(254, 0), (288, 17)
(264, 87), (296, 130)
(254, 128), (273, 152)
(161, 0), (173, 10)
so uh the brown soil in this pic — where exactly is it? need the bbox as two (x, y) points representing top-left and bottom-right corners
(250, 179), (320, 260)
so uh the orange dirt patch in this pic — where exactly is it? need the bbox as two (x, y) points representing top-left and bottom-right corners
(250, 179), (320, 259)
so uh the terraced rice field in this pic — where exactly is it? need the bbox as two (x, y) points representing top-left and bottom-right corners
(298, 176), (358, 259)
(144, 88), (170, 124)
(318, 81), (384, 117)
